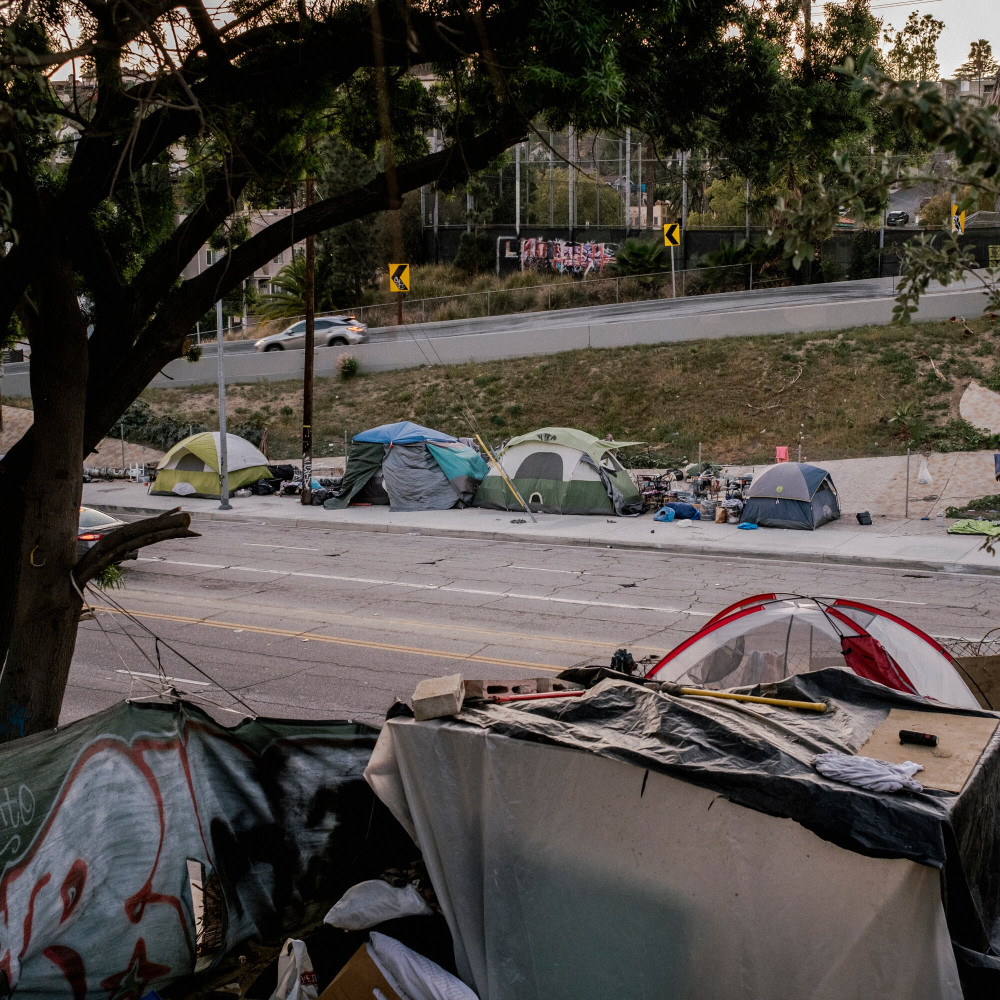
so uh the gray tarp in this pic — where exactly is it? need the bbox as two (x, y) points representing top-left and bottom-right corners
(382, 443), (464, 511)
(367, 671), (1000, 998)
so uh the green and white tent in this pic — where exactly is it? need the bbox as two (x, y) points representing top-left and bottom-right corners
(474, 427), (644, 516)
(150, 432), (271, 498)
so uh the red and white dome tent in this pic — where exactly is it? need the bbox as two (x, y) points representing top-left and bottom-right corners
(646, 593), (982, 710)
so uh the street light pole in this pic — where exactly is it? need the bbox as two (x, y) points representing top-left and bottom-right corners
(302, 163), (315, 506)
(216, 298), (231, 510)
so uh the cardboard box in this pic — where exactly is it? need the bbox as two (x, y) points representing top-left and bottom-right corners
(319, 943), (403, 1000)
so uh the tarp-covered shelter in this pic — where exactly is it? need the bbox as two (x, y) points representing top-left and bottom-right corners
(647, 593), (980, 709)
(325, 421), (487, 511)
(740, 461), (840, 529)
(0, 700), (409, 997)
(367, 667), (1000, 999)
(150, 432), (270, 498)
(473, 426), (643, 515)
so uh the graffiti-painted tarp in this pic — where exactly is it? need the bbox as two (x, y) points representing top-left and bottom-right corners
(0, 700), (389, 997)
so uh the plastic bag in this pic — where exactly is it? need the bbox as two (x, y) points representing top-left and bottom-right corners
(324, 879), (433, 931)
(368, 932), (479, 1000)
(653, 505), (675, 522)
(269, 939), (318, 1000)
(917, 459), (933, 485)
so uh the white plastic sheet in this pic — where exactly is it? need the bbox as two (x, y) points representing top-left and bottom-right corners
(368, 717), (962, 1000)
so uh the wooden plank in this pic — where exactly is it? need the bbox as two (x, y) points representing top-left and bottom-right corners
(857, 708), (999, 793)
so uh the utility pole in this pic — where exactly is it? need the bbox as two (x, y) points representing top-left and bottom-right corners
(216, 298), (231, 510)
(301, 157), (315, 507)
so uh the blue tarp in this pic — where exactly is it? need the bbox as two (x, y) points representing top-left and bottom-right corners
(426, 441), (489, 483)
(354, 421), (456, 445)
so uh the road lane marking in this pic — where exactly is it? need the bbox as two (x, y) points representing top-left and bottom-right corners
(136, 557), (710, 616)
(244, 544), (322, 552)
(115, 669), (211, 686)
(92, 609), (565, 673)
(106, 587), (671, 654)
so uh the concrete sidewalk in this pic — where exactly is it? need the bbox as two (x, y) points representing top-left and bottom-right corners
(82, 480), (1000, 576)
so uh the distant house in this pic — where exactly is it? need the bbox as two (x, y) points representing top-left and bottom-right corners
(180, 208), (306, 296)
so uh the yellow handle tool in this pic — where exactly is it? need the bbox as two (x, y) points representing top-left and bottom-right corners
(658, 682), (827, 713)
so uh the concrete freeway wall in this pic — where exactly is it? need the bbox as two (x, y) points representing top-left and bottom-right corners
(0, 282), (989, 397)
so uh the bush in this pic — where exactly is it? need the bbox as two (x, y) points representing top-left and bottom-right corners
(338, 353), (360, 380)
(612, 239), (667, 276)
(452, 232), (495, 275)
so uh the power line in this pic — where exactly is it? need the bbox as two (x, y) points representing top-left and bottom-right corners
(869, 0), (944, 8)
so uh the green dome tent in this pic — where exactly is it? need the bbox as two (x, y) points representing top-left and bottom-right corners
(474, 427), (644, 516)
(150, 432), (271, 499)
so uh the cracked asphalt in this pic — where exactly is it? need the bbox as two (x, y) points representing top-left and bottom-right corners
(66, 519), (1000, 728)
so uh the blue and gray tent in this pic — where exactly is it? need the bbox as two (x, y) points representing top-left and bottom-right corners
(740, 462), (840, 530)
(325, 421), (488, 511)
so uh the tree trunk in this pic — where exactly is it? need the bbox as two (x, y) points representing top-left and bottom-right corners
(0, 256), (89, 741)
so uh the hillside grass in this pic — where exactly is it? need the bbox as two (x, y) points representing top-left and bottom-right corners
(131, 313), (1000, 465)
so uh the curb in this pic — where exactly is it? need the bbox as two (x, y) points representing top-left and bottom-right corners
(90, 503), (1000, 578)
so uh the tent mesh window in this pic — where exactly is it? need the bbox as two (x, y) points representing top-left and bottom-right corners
(514, 452), (564, 480)
(175, 452), (207, 471)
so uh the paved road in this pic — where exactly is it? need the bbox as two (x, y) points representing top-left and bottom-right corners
(65, 519), (1000, 729)
(193, 276), (911, 356)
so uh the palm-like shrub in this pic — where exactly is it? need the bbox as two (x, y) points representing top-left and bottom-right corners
(612, 239), (667, 276)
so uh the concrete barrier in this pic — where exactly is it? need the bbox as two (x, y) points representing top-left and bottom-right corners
(1, 281), (988, 397)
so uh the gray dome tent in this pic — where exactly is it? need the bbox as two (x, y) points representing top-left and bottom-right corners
(740, 462), (840, 530)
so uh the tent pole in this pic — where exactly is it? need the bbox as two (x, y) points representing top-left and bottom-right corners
(475, 434), (537, 523)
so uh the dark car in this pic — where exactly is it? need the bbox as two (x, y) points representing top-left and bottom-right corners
(77, 506), (137, 563)
(886, 211), (909, 226)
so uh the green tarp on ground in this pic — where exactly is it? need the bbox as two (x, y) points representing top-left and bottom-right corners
(948, 518), (1000, 537)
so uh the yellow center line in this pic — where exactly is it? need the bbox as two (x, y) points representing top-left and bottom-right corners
(117, 587), (667, 654)
(92, 607), (566, 673)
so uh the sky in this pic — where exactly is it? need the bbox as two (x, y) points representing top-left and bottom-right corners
(850, 0), (993, 77)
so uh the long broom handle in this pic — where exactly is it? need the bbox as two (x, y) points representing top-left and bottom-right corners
(475, 433), (537, 523)
(670, 686), (827, 712)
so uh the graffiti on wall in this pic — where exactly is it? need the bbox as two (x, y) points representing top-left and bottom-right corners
(520, 238), (616, 277)
(0, 701), (384, 998)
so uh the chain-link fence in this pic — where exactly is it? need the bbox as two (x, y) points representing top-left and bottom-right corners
(627, 444), (1000, 522)
(314, 261), (794, 330)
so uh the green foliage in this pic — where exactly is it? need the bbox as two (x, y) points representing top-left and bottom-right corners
(116, 401), (208, 451)
(612, 239), (666, 276)
(452, 232), (495, 276)
(338, 353), (360, 381)
(946, 494), (1000, 518)
(954, 41), (998, 82)
(883, 12), (944, 82)
(92, 564), (127, 591)
(527, 166), (623, 227)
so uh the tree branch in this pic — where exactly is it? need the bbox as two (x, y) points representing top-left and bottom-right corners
(73, 508), (199, 587)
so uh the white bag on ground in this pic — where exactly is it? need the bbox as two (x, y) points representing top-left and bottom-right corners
(324, 879), (433, 930)
(917, 459), (933, 485)
(367, 931), (479, 1000)
(270, 938), (319, 1000)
